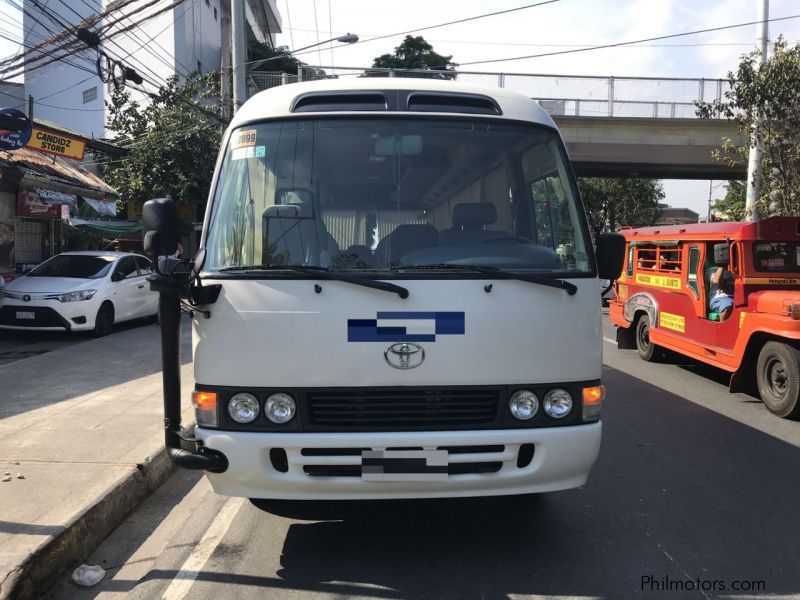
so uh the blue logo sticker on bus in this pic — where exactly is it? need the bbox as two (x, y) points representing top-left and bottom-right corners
(348, 312), (465, 342)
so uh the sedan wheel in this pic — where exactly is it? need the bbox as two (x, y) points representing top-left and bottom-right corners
(93, 302), (114, 337)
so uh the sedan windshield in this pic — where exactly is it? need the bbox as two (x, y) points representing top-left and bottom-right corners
(28, 255), (116, 279)
(205, 118), (593, 275)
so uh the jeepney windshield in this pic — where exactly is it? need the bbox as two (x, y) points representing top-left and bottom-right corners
(753, 242), (800, 273)
(204, 118), (593, 275)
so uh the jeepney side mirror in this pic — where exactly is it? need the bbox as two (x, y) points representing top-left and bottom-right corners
(596, 232), (626, 280)
(713, 243), (730, 267)
(142, 198), (179, 257)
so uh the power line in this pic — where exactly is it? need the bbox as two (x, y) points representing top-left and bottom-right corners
(299, 0), (562, 57)
(284, 25), (758, 48)
(457, 13), (800, 66)
(283, 0), (295, 50)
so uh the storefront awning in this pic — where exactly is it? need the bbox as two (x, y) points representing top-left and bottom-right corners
(68, 218), (141, 238)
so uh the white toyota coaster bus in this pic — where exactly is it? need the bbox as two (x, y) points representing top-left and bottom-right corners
(143, 78), (624, 503)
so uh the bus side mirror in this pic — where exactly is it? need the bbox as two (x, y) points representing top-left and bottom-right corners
(142, 198), (179, 257)
(713, 243), (730, 267)
(596, 232), (626, 280)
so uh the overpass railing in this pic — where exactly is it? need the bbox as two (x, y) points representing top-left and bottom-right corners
(246, 66), (731, 119)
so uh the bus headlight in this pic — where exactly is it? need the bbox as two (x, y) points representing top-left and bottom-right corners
(265, 393), (296, 424)
(509, 390), (539, 420)
(228, 393), (260, 424)
(543, 389), (573, 419)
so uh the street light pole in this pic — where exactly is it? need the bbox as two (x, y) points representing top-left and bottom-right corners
(231, 0), (247, 113)
(744, 0), (769, 221)
(243, 33), (359, 71)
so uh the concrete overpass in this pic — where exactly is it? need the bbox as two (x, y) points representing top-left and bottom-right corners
(555, 116), (746, 180)
(251, 67), (748, 180)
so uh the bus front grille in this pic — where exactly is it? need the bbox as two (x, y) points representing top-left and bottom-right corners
(304, 388), (502, 431)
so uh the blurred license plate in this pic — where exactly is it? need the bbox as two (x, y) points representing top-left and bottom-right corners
(16, 312), (35, 320)
(362, 449), (448, 481)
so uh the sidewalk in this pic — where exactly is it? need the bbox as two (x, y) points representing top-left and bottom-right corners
(0, 321), (193, 600)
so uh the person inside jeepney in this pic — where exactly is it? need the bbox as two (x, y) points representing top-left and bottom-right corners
(708, 265), (735, 321)
(637, 250), (655, 269)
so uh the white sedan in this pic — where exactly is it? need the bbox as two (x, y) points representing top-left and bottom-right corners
(0, 251), (158, 336)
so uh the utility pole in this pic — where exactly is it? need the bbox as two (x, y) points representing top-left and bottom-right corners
(231, 0), (247, 113)
(707, 180), (713, 222)
(744, 0), (769, 221)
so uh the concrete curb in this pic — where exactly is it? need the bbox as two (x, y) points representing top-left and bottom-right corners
(2, 446), (175, 600)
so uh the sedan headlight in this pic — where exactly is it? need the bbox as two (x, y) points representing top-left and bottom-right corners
(57, 289), (97, 302)
(543, 389), (573, 419)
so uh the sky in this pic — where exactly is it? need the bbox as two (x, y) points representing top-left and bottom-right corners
(273, 0), (800, 217)
(2, 0), (800, 217)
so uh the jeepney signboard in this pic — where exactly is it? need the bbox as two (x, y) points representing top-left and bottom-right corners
(635, 273), (681, 290)
(659, 312), (686, 333)
(26, 128), (86, 160)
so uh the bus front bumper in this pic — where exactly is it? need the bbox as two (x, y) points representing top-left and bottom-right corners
(196, 423), (602, 500)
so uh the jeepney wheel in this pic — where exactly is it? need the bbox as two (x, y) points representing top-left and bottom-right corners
(757, 342), (800, 419)
(635, 314), (657, 362)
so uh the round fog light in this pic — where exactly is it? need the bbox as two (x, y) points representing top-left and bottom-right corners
(509, 390), (539, 420)
(228, 392), (260, 423)
(543, 389), (573, 419)
(266, 393), (296, 424)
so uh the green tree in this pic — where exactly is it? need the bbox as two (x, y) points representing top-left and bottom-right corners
(103, 73), (223, 214)
(247, 43), (326, 78)
(579, 178), (664, 237)
(712, 180), (746, 221)
(370, 35), (456, 78)
(696, 36), (800, 217)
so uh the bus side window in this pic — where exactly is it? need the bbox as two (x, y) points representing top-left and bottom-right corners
(687, 246), (700, 300)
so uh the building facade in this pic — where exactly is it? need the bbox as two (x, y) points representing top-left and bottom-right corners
(23, 0), (282, 139)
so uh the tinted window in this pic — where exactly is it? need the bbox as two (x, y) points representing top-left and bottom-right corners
(134, 256), (153, 274)
(115, 257), (138, 279)
(753, 242), (800, 273)
(687, 246), (700, 299)
(28, 255), (115, 279)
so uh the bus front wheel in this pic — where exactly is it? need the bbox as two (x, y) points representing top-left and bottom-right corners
(757, 342), (800, 419)
(635, 315), (657, 362)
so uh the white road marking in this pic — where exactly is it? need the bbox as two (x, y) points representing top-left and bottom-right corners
(603, 337), (617, 345)
(161, 496), (245, 600)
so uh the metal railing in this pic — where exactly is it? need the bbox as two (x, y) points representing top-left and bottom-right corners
(246, 65), (731, 119)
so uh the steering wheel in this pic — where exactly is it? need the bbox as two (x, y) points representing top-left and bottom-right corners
(480, 235), (532, 244)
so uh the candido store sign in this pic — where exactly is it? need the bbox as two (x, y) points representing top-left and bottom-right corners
(26, 128), (86, 160)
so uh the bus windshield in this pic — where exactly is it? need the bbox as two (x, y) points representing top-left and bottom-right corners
(205, 118), (593, 275)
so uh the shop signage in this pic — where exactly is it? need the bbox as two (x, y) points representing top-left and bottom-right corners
(26, 128), (86, 160)
(36, 188), (76, 205)
(0, 108), (32, 151)
(18, 189), (61, 218)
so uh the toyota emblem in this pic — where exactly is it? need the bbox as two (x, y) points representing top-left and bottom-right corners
(384, 342), (425, 369)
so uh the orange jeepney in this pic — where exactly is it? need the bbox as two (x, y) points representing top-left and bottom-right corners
(609, 216), (800, 419)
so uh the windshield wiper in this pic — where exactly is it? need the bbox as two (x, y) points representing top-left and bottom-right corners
(218, 265), (409, 299)
(392, 264), (578, 296)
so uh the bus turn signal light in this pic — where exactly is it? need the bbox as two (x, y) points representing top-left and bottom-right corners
(192, 391), (218, 427)
(582, 385), (604, 422)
